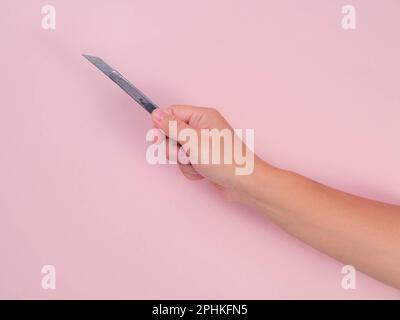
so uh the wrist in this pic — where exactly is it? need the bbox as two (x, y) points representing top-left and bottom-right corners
(235, 157), (281, 203)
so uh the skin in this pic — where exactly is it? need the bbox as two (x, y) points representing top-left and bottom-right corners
(151, 105), (400, 289)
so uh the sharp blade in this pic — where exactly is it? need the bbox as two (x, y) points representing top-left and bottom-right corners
(82, 54), (157, 113)
(83, 54), (114, 77)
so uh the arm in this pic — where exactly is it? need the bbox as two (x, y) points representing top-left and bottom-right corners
(242, 160), (400, 288)
(151, 105), (400, 289)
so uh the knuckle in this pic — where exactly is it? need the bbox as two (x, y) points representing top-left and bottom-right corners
(205, 107), (218, 114)
(211, 107), (220, 114)
(169, 104), (180, 110)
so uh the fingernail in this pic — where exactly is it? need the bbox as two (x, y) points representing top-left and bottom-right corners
(152, 108), (168, 124)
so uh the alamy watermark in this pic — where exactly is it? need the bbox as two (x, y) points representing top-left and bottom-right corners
(41, 5), (56, 30)
(341, 265), (356, 290)
(41, 265), (56, 290)
(145, 121), (255, 175)
(341, 5), (356, 30)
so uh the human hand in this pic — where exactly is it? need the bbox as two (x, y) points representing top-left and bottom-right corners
(151, 105), (263, 201)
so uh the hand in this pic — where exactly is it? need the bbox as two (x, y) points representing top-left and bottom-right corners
(151, 105), (263, 201)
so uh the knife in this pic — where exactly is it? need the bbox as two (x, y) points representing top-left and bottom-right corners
(83, 54), (157, 113)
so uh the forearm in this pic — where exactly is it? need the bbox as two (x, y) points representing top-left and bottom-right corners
(238, 158), (400, 288)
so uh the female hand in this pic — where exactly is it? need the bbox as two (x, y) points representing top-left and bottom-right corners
(151, 105), (265, 202)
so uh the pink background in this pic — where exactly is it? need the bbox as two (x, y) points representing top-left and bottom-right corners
(1, 0), (399, 299)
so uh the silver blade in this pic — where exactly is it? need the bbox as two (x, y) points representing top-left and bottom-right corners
(83, 54), (157, 113)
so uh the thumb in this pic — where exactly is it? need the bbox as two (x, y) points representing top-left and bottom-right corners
(151, 108), (196, 145)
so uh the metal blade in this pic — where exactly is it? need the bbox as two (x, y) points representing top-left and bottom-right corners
(83, 54), (157, 113)
(82, 54), (114, 77)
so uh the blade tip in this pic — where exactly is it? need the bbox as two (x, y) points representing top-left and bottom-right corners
(82, 53), (99, 60)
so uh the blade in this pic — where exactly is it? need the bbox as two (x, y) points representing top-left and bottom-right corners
(83, 54), (157, 113)
(83, 54), (114, 77)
